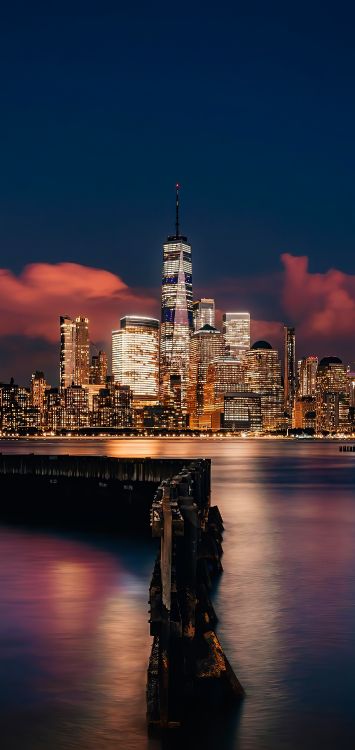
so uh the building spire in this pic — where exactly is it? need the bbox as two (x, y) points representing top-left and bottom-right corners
(175, 183), (180, 237)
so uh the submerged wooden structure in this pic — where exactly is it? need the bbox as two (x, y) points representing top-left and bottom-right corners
(147, 459), (244, 729)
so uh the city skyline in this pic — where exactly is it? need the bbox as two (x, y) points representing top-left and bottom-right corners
(0, 199), (354, 385)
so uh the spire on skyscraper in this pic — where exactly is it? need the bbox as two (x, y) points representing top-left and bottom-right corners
(175, 183), (180, 238)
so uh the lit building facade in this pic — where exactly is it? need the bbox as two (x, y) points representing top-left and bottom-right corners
(223, 392), (262, 432)
(193, 299), (215, 331)
(316, 357), (350, 433)
(60, 316), (76, 390)
(63, 385), (89, 429)
(284, 326), (296, 415)
(244, 340), (283, 431)
(187, 325), (224, 427)
(60, 315), (89, 390)
(90, 350), (107, 385)
(92, 381), (133, 429)
(30, 371), (48, 415)
(292, 396), (316, 431)
(298, 355), (318, 397)
(112, 316), (159, 406)
(204, 357), (246, 429)
(223, 312), (250, 359)
(159, 186), (193, 411)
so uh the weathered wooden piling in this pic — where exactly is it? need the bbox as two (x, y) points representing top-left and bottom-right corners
(147, 459), (244, 730)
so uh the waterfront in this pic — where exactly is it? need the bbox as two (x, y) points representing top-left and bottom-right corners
(0, 439), (355, 749)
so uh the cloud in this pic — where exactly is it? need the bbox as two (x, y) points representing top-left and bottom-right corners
(0, 262), (158, 343)
(281, 253), (355, 342)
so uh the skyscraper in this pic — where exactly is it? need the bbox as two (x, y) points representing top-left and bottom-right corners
(60, 316), (75, 390)
(298, 355), (318, 397)
(223, 312), (250, 359)
(316, 357), (350, 433)
(112, 316), (159, 406)
(90, 350), (108, 384)
(159, 185), (193, 411)
(284, 326), (296, 414)
(74, 316), (90, 386)
(244, 340), (283, 431)
(193, 299), (215, 331)
(60, 315), (89, 390)
(187, 324), (224, 426)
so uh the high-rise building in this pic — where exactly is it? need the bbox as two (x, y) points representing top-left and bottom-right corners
(298, 355), (318, 397)
(159, 185), (193, 410)
(64, 385), (89, 429)
(223, 392), (262, 432)
(90, 350), (108, 384)
(74, 316), (90, 386)
(30, 371), (48, 414)
(60, 315), (89, 390)
(316, 357), (350, 433)
(112, 316), (159, 406)
(187, 324), (224, 427)
(193, 299), (215, 331)
(284, 326), (296, 414)
(204, 357), (246, 429)
(244, 340), (283, 431)
(292, 396), (316, 431)
(60, 316), (76, 390)
(223, 312), (250, 359)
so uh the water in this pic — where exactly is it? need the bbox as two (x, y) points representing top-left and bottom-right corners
(0, 438), (354, 749)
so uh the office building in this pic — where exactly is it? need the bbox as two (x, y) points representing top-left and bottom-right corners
(60, 315), (90, 390)
(204, 357), (246, 429)
(223, 312), (250, 359)
(90, 350), (107, 385)
(298, 355), (318, 397)
(112, 316), (159, 406)
(193, 299), (215, 331)
(316, 357), (350, 433)
(244, 340), (283, 431)
(187, 324), (224, 427)
(159, 186), (193, 410)
(223, 392), (262, 432)
(284, 326), (296, 415)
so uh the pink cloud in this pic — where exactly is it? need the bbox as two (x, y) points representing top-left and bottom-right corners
(0, 262), (158, 344)
(281, 253), (355, 341)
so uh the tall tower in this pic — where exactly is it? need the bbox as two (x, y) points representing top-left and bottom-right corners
(60, 316), (76, 390)
(284, 326), (296, 414)
(60, 315), (89, 390)
(74, 316), (90, 386)
(112, 316), (159, 406)
(187, 325), (225, 426)
(159, 185), (193, 410)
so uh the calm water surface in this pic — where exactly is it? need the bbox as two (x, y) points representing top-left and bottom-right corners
(0, 438), (355, 750)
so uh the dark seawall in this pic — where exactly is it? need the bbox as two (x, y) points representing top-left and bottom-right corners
(0, 455), (210, 533)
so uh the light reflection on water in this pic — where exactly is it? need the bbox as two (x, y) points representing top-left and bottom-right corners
(0, 438), (355, 750)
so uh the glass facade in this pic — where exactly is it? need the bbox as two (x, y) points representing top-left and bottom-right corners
(284, 326), (296, 414)
(112, 316), (159, 406)
(160, 233), (193, 410)
(60, 315), (89, 390)
(298, 355), (318, 397)
(193, 298), (215, 331)
(244, 342), (283, 431)
(316, 358), (350, 432)
(223, 312), (250, 359)
(187, 325), (224, 425)
(223, 392), (262, 431)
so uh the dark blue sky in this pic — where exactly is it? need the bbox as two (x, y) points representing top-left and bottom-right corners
(1, 1), (355, 289)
